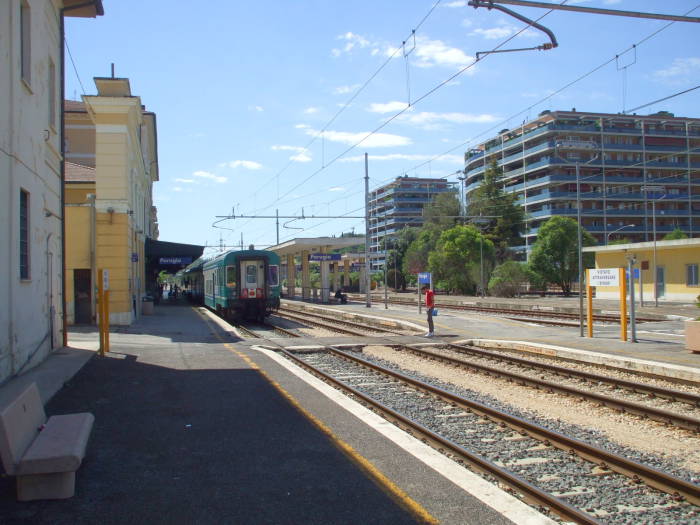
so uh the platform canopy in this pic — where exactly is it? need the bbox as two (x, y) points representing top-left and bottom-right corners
(267, 236), (365, 257)
(145, 238), (205, 273)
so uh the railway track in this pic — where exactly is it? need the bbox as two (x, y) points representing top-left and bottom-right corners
(276, 306), (410, 337)
(284, 346), (700, 524)
(351, 295), (661, 325)
(399, 343), (700, 433)
(234, 321), (300, 339)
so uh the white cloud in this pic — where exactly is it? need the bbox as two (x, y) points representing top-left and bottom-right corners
(341, 153), (462, 164)
(397, 111), (499, 129)
(221, 160), (263, 170)
(470, 24), (539, 40)
(444, 1), (467, 6)
(368, 101), (409, 114)
(333, 84), (361, 95)
(329, 186), (345, 192)
(388, 36), (474, 69)
(173, 187), (183, 192)
(193, 170), (228, 183)
(303, 106), (320, 115)
(272, 145), (306, 153)
(305, 128), (411, 148)
(175, 178), (196, 184)
(248, 105), (264, 112)
(652, 57), (700, 85)
(295, 123), (311, 129)
(332, 31), (372, 57)
(290, 152), (312, 163)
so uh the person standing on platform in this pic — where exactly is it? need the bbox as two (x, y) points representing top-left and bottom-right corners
(422, 284), (435, 337)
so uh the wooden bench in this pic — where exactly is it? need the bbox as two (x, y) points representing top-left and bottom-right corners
(0, 383), (94, 501)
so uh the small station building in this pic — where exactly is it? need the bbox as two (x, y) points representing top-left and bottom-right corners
(267, 237), (366, 303)
(584, 238), (700, 303)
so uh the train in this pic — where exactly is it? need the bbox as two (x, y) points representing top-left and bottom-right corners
(178, 249), (281, 321)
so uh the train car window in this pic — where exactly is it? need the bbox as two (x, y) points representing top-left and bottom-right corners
(226, 265), (236, 287)
(246, 264), (257, 284)
(268, 265), (279, 286)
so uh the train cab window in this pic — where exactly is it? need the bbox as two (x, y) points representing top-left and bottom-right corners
(226, 265), (236, 287)
(246, 264), (257, 284)
(268, 265), (279, 286)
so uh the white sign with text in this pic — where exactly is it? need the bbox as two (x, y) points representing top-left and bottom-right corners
(589, 268), (619, 287)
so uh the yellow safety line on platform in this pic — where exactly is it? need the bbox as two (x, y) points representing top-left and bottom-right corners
(195, 308), (438, 525)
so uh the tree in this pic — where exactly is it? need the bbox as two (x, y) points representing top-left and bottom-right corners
(403, 228), (441, 275)
(664, 228), (688, 240)
(488, 261), (529, 297)
(466, 160), (524, 261)
(428, 225), (494, 294)
(423, 192), (460, 230)
(528, 216), (596, 296)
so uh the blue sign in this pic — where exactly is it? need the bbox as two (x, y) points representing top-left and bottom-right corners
(159, 256), (192, 265)
(309, 253), (341, 262)
(131, 252), (139, 262)
(418, 272), (431, 284)
(626, 268), (640, 279)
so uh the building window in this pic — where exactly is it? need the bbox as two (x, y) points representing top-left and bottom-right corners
(48, 59), (56, 129)
(20, 190), (29, 280)
(687, 264), (699, 286)
(20, 0), (31, 85)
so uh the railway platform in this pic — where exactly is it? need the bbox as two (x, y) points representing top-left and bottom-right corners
(296, 292), (700, 372)
(0, 303), (547, 525)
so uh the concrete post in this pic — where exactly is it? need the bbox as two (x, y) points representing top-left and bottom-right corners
(301, 250), (310, 300)
(286, 254), (296, 298)
(359, 256), (366, 293)
(332, 262), (340, 291)
(344, 258), (350, 289)
(320, 246), (330, 303)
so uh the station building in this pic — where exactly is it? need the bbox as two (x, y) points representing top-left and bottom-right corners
(463, 110), (700, 257)
(0, 0), (103, 383)
(584, 238), (700, 303)
(64, 76), (159, 325)
(369, 176), (458, 269)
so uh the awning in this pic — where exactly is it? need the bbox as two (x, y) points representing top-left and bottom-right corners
(145, 239), (205, 273)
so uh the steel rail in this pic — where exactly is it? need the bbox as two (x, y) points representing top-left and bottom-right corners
(275, 310), (371, 336)
(354, 295), (659, 323)
(320, 346), (700, 506)
(446, 342), (700, 405)
(278, 307), (405, 335)
(402, 344), (700, 432)
(281, 347), (600, 525)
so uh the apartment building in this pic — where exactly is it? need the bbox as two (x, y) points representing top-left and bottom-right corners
(368, 176), (458, 269)
(64, 76), (159, 325)
(0, 0), (102, 383)
(463, 110), (700, 257)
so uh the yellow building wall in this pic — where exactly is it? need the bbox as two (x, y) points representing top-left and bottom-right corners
(594, 246), (700, 301)
(65, 206), (93, 324)
(96, 212), (132, 322)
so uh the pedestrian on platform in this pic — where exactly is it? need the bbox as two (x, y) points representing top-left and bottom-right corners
(422, 284), (435, 337)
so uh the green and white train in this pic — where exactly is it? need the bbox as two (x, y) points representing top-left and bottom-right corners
(202, 249), (281, 321)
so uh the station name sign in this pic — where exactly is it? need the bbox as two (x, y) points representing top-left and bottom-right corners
(309, 253), (341, 261)
(588, 268), (620, 287)
(159, 256), (192, 265)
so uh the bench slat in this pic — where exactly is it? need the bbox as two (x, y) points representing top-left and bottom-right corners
(0, 383), (46, 475)
(17, 413), (95, 475)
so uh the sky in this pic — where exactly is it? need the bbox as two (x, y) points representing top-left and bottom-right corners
(64, 0), (700, 257)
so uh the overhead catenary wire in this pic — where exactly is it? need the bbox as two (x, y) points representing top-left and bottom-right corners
(234, 2), (700, 244)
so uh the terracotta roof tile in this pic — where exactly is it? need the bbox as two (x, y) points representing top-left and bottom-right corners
(64, 100), (87, 112)
(65, 162), (95, 182)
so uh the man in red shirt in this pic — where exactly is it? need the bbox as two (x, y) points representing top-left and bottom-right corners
(422, 284), (435, 337)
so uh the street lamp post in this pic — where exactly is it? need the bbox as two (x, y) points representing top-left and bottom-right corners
(643, 186), (666, 307)
(606, 224), (635, 245)
(554, 140), (598, 337)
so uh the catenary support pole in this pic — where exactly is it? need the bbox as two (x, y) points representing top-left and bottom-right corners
(576, 162), (584, 337)
(365, 153), (371, 308)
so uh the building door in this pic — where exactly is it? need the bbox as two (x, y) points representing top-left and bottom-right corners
(74, 269), (92, 324)
(656, 266), (666, 298)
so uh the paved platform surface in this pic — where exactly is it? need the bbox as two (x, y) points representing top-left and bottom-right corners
(0, 304), (531, 525)
(289, 293), (700, 371)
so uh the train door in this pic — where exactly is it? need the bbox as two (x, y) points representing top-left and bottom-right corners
(240, 259), (265, 299)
